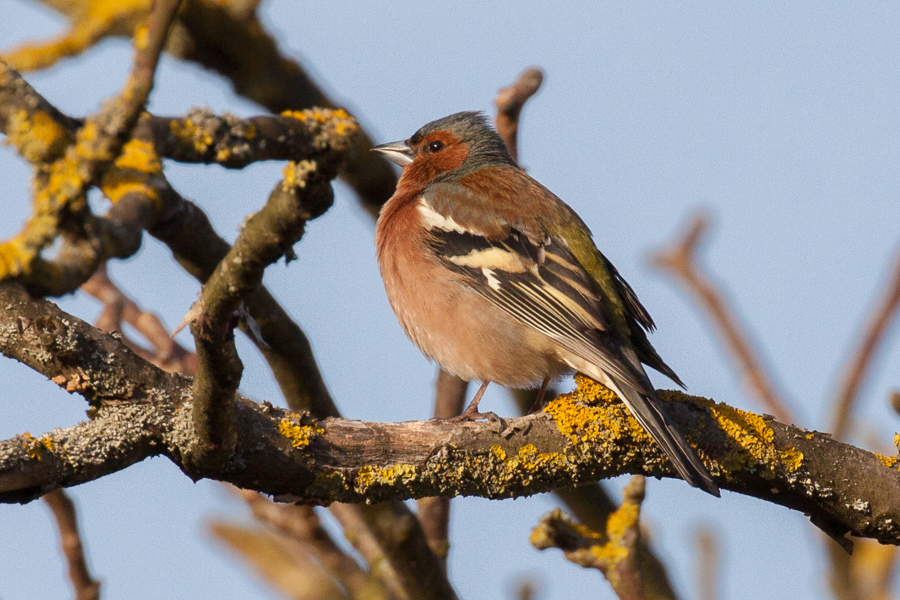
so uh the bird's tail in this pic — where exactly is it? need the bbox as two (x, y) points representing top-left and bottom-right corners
(604, 376), (720, 497)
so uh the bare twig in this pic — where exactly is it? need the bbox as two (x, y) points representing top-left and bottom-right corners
(515, 579), (538, 600)
(695, 527), (719, 600)
(494, 67), (543, 164)
(330, 503), (410, 600)
(651, 213), (795, 424)
(44, 489), (101, 600)
(82, 265), (198, 375)
(531, 476), (647, 600)
(232, 489), (387, 600)
(831, 244), (900, 439)
(210, 522), (350, 600)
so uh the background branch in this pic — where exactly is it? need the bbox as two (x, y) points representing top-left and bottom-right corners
(3, 0), (398, 216)
(531, 476), (647, 600)
(831, 244), (900, 439)
(651, 213), (795, 423)
(44, 489), (101, 600)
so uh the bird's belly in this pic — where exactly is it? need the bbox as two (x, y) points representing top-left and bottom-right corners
(387, 275), (570, 387)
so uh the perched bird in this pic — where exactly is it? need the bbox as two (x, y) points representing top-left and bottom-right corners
(372, 111), (719, 496)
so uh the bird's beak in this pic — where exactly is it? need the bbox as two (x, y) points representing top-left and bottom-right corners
(372, 140), (415, 166)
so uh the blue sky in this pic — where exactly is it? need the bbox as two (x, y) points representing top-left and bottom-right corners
(2, 2), (900, 599)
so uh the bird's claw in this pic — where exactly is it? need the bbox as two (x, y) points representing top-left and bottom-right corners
(448, 408), (510, 435)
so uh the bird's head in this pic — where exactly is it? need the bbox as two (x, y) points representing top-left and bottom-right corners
(373, 111), (517, 187)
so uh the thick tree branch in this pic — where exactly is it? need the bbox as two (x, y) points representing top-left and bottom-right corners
(2, 283), (900, 552)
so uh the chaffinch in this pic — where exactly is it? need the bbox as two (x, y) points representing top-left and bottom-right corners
(372, 111), (719, 496)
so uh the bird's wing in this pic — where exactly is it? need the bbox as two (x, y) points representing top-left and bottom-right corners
(601, 254), (656, 332)
(418, 193), (650, 393)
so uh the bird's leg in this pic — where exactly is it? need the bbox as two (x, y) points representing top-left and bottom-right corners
(458, 380), (491, 419)
(449, 381), (510, 433)
(527, 377), (551, 413)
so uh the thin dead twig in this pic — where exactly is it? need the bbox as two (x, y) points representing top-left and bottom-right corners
(695, 526), (719, 600)
(233, 489), (386, 599)
(82, 265), (197, 375)
(495, 67), (544, 164)
(651, 213), (795, 424)
(44, 489), (101, 600)
(831, 244), (900, 439)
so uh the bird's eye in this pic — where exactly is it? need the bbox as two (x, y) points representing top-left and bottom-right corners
(428, 140), (445, 153)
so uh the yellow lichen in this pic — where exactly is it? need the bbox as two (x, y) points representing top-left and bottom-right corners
(875, 453), (899, 469)
(115, 138), (161, 173)
(354, 463), (417, 493)
(5, 110), (69, 163)
(21, 432), (55, 460)
(169, 118), (214, 153)
(132, 24), (149, 50)
(778, 447), (804, 472)
(281, 160), (317, 191)
(99, 138), (163, 203)
(491, 445), (507, 461)
(278, 417), (323, 448)
(680, 394), (803, 475)
(281, 108), (350, 123)
(545, 375), (651, 448)
(606, 501), (638, 540)
(356, 466), (376, 490)
(3, 0), (149, 71)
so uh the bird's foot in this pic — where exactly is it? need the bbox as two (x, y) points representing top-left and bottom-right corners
(448, 406), (510, 435)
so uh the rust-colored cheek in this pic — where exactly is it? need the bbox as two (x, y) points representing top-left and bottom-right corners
(402, 143), (470, 186)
